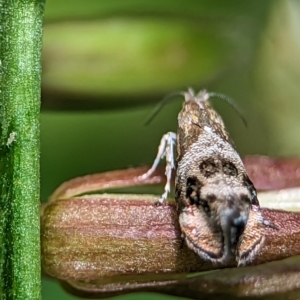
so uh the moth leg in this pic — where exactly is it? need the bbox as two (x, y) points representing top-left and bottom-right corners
(139, 132), (177, 203)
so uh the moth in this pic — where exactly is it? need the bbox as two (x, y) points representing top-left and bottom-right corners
(141, 88), (270, 267)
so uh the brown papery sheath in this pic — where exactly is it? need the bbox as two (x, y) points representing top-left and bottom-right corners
(41, 156), (300, 299)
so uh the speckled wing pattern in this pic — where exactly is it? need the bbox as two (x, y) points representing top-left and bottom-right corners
(175, 89), (268, 266)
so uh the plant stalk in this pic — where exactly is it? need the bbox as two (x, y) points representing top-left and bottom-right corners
(0, 0), (45, 299)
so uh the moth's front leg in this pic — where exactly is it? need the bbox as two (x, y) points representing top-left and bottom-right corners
(139, 132), (177, 204)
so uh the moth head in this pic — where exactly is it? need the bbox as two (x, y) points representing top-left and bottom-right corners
(178, 158), (263, 265)
(184, 157), (258, 216)
(187, 176), (252, 240)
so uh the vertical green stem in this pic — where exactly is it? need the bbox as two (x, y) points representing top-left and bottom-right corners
(0, 0), (45, 299)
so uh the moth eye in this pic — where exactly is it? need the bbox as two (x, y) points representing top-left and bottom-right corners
(185, 176), (202, 205)
(199, 158), (219, 177)
(222, 161), (238, 177)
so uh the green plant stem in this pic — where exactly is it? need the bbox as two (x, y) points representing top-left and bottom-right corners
(0, 0), (45, 299)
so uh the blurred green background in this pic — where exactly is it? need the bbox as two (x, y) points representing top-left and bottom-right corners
(41, 0), (300, 299)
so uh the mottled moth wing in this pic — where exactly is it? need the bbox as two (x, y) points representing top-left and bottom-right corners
(179, 206), (223, 262)
(175, 89), (269, 266)
(236, 208), (266, 266)
(142, 88), (270, 267)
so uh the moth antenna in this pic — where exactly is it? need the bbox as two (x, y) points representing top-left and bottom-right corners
(209, 92), (248, 127)
(144, 91), (183, 126)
